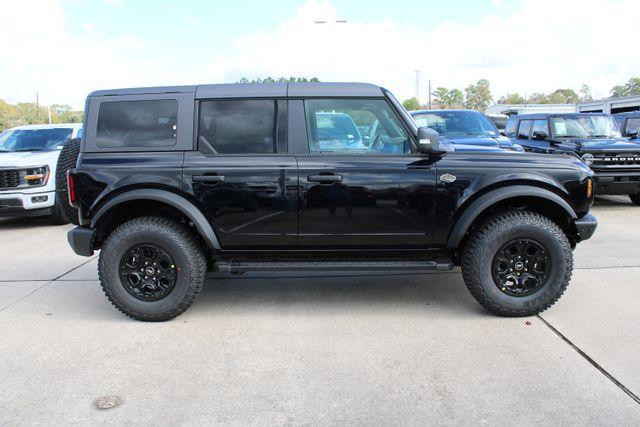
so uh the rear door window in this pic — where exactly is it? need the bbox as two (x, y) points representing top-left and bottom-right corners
(518, 120), (533, 139)
(96, 100), (178, 148)
(198, 100), (276, 154)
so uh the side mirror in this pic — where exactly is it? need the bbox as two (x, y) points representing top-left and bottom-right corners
(500, 130), (507, 136)
(532, 130), (548, 140)
(416, 126), (443, 154)
(627, 130), (638, 139)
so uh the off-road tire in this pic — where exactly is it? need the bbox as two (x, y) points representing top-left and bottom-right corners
(629, 193), (640, 206)
(461, 210), (572, 317)
(54, 137), (81, 225)
(98, 216), (207, 321)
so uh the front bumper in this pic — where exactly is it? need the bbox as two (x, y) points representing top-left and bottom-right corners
(0, 190), (56, 217)
(593, 170), (640, 195)
(573, 213), (598, 242)
(67, 226), (95, 257)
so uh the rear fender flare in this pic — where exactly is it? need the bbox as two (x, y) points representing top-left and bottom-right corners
(91, 189), (221, 250)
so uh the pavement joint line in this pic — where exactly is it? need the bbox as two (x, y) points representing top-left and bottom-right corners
(0, 257), (97, 313)
(537, 314), (640, 406)
(575, 265), (640, 270)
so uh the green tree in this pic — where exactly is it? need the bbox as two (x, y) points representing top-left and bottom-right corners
(498, 93), (525, 104)
(433, 87), (464, 108)
(610, 77), (640, 98)
(528, 93), (549, 104)
(579, 84), (593, 102)
(548, 89), (579, 104)
(402, 97), (420, 111)
(464, 79), (493, 111)
(238, 76), (320, 83)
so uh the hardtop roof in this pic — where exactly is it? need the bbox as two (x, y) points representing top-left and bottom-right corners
(88, 82), (385, 99)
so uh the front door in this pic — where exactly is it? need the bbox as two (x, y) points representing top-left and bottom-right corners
(183, 99), (298, 249)
(292, 98), (437, 249)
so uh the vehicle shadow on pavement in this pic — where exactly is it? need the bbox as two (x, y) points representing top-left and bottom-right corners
(593, 195), (633, 208)
(195, 272), (489, 318)
(0, 216), (63, 229)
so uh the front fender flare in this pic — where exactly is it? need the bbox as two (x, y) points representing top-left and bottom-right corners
(91, 189), (221, 250)
(446, 185), (577, 250)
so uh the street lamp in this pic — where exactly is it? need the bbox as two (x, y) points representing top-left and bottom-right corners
(314, 19), (347, 80)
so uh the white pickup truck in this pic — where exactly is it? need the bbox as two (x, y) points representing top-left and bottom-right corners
(0, 123), (82, 222)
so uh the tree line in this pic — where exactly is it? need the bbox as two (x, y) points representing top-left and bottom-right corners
(402, 77), (640, 112)
(0, 100), (83, 132)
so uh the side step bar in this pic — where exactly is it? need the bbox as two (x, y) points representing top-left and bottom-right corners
(215, 258), (454, 273)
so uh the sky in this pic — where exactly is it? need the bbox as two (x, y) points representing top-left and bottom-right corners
(0, 0), (639, 109)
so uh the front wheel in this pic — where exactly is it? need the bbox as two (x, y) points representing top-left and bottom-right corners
(98, 216), (207, 321)
(629, 193), (640, 206)
(461, 211), (572, 317)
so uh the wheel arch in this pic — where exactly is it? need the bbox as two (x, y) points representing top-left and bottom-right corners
(91, 189), (221, 251)
(446, 185), (578, 252)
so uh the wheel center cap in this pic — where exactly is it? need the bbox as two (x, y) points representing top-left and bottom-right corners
(145, 267), (155, 276)
(514, 261), (524, 271)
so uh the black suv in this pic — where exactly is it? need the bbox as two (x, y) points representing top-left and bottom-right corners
(613, 112), (640, 139)
(506, 113), (640, 204)
(66, 83), (597, 321)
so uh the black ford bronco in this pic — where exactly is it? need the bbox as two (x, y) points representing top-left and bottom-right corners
(66, 82), (597, 321)
(506, 113), (640, 204)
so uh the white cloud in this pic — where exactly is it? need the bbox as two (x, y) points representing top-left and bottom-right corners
(1, 0), (639, 108)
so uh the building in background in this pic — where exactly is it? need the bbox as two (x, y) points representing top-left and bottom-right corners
(577, 95), (640, 114)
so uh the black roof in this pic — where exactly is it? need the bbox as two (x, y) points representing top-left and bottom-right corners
(88, 82), (385, 98)
(509, 113), (609, 120)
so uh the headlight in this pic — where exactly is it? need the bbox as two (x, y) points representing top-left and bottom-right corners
(581, 153), (594, 166)
(19, 166), (50, 187)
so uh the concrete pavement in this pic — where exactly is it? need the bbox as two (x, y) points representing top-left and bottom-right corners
(0, 197), (639, 424)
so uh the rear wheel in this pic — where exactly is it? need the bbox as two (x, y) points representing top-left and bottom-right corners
(461, 211), (572, 317)
(629, 193), (640, 206)
(98, 216), (207, 321)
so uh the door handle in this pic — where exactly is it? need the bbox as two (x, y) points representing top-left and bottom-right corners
(193, 174), (226, 183)
(308, 174), (343, 183)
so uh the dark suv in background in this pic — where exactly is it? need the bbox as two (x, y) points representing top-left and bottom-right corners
(613, 112), (640, 139)
(65, 82), (596, 321)
(410, 109), (523, 152)
(506, 113), (640, 205)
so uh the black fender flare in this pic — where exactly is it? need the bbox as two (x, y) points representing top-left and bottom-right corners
(446, 185), (577, 250)
(91, 189), (221, 250)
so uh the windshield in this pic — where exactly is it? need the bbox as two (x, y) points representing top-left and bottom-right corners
(316, 114), (361, 143)
(0, 128), (73, 152)
(550, 115), (621, 139)
(412, 112), (499, 138)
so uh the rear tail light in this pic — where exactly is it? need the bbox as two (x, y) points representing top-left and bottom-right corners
(67, 170), (77, 207)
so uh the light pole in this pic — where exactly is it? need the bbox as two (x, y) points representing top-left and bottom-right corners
(314, 19), (347, 80)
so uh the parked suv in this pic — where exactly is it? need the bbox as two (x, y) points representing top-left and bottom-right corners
(0, 123), (82, 222)
(410, 109), (523, 151)
(506, 113), (640, 204)
(66, 83), (597, 321)
(613, 112), (640, 139)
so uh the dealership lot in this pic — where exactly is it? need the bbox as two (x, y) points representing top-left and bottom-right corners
(1, 196), (639, 424)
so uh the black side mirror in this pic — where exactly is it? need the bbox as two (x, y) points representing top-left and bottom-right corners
(627, 130), (638, 139)
(499, 130), (507, 136)
(416, 126), (443, 155)
(532, 130), (548, 140)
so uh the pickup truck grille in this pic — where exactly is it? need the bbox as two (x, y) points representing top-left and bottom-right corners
(0, 170), (20, 189)
(591, 153), (640, 167)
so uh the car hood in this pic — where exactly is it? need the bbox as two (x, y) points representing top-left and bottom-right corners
(552, 137), (640, 153)
(0, 150), (61, 168)
(443, 135), (512, 148)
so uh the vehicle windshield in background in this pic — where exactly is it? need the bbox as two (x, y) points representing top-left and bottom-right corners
(316, 113), (363, 149)
(489, 116), (507, 131)
(0, 128), (73, 152)
(550, 115), (621, 140)
(412, 112), (499, 138)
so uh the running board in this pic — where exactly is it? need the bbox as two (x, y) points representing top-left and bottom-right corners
(214, 258), (454, 273)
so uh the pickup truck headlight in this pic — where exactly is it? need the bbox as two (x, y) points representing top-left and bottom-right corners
(19, 166), (50, 187)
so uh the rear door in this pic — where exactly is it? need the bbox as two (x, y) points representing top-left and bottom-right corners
(292, 98), (437, 249)
(183, 98), (298, 249)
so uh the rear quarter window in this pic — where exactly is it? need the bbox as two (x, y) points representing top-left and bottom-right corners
(96, 100), (178, 148)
